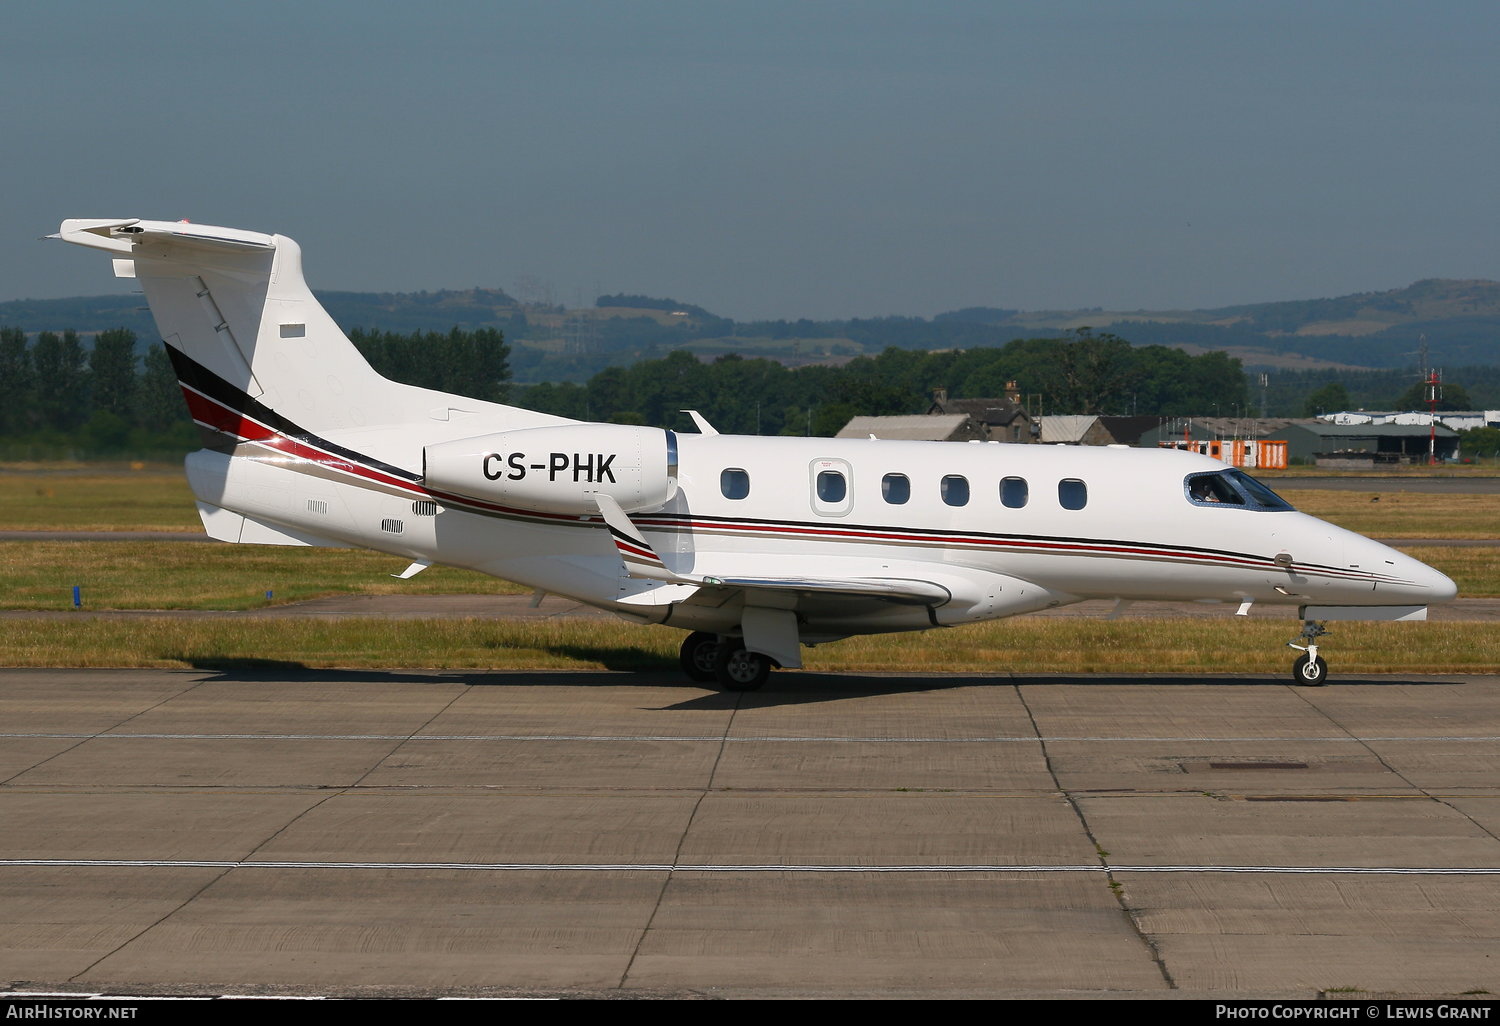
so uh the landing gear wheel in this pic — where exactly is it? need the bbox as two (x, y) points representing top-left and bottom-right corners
(1293, 653), (1328, 687)
(679, 631), (720, 683)
(1288, 619), (1331, 687)
(714, 642), (771, 692)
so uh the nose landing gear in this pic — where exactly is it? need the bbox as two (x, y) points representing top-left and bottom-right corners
(1288, 620), (1330, 686)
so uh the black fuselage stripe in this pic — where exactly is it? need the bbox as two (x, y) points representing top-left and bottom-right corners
(169, 346), (1400, 586)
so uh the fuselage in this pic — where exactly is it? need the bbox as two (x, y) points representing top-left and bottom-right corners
(186, 428), (1456, 641)
(52, 216), (1456, 651)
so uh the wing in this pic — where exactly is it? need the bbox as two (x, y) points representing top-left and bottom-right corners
(590, 493), (950, 605)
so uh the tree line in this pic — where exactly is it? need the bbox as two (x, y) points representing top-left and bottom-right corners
(6, 321), (1492, 461)
(517, 331), (1251, 435)
(0, 325), (511, 459)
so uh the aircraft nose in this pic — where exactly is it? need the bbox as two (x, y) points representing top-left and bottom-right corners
(1368, 542), (1458, 603)
(1414, 560), (1459, 603)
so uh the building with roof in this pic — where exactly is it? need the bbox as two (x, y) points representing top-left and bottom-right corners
(835, 414), (986, 442)
(1038, 415), (1163, 446)
(1323, 410), (1500, 431)
(1138, 417), (1459, 464)
(926, 387), (1035, 443)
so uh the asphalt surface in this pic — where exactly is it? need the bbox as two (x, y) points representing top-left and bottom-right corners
(2, 666), (1498, 1000)
(3, 592), (1498, 624)
(1261, 476), (1500, 494)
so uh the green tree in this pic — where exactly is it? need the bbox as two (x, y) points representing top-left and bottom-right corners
(351, 326), (510, 404)
(89, 328), (138, 420)
(1393, 381), (1473, 411)
(0, 327), (32, 434)
(31, 330), (89, 430)
(1458, 426), (1500, 459)
(1303, 382), (1350, 417)
(139, 344), (186, 432)
(1047, 329), (1141, 414)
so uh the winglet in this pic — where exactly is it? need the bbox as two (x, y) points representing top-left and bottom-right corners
(591, 492), (676, 581)
(681, 410), (719, 435)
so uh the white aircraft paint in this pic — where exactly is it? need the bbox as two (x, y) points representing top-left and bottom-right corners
(54, 218), (1457, 689)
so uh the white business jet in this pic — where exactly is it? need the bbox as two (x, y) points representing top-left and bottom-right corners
(54, 218), (1457, 689)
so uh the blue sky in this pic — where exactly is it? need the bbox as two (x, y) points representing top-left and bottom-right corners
(8, 1), (1499, 320)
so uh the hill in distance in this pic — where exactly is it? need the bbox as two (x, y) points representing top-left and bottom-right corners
(3, 279), (1496, 381)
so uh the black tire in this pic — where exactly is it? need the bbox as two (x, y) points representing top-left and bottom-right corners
(714, 642), (771, 691)
(679, 631), (720, 683)
(1293, 653), (1328, 686)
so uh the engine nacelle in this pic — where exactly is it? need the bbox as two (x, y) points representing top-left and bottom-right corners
(423, 424), (677, 515)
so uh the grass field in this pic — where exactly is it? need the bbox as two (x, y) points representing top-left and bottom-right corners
(0, 466), (199, 531)
(0, 615), (1494, 676)
(1, 463), (1495, 671)
(1287, 489), (1500, 538)
(1, 538), (1492, 608)
(0, 541), (526, 610)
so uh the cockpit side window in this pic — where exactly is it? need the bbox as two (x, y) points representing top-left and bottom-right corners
(1186, 472), (1245, 506)
(1226, 469), (1296, 510)
(1185, 470), (1295, 511)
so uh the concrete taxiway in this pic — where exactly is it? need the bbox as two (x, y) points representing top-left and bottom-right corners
(2, 666), (1498, 999)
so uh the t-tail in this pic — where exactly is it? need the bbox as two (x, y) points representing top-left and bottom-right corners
(52, 218), (566, 467)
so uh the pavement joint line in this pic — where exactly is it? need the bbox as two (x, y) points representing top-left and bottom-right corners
(6, 858), (1500, 874)
(8, 858), (1500, 876)
(6, 732), (1500, 742)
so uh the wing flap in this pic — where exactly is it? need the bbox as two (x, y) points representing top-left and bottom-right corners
(590, 492), (950, 605)
(704, 574), (950, 605)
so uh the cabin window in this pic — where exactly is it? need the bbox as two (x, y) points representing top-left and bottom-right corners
(809, 458), (854, 517)
(721, 468), (750, 500)
(941, 475), (969, 507)
(816, 470), (847, 503)
(1000, 477), (1028, 509)
(882, 473), (910, 504)
(1058, 479), (1087, 510)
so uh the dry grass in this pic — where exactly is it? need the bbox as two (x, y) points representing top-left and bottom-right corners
(0, 541), (525, 610)
(1266, 464), (1500, 478)
(0, 538), (1486, 611)
(0, 616), (1492, 675)
(804, 619), (1500, 676)
(1395, 546), (1500, 598)
(1289, 490), (1500, 539)
(0, 468), (199, 531)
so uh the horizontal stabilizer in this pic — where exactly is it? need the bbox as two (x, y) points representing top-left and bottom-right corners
(195, 501), (344, 548)
(55, 218), (275, 256)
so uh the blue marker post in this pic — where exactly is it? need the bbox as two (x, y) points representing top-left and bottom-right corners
(72, 585), (81, 610)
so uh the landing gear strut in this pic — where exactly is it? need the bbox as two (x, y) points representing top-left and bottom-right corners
(1288, 620), (1329, 686)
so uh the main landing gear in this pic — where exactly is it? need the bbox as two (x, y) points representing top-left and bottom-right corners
(678, 631), (773, 691)
(1287, 620), (1330, 686)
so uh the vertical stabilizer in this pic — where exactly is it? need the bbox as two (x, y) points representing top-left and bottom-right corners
(54, 218), (567, 464)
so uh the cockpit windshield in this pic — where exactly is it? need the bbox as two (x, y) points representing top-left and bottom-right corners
(1184, 469), (1295, 511)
